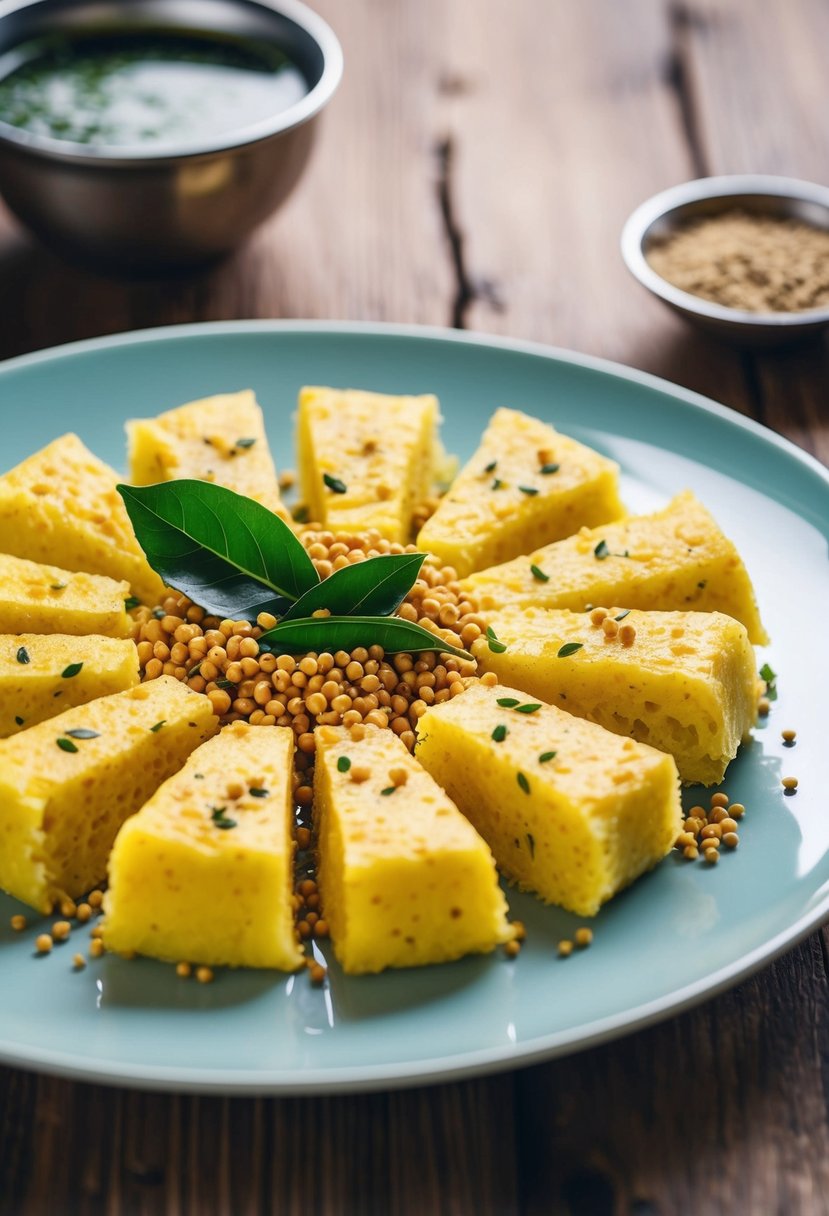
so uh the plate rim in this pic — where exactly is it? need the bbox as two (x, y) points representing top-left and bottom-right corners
(1, 318), (827, 1095)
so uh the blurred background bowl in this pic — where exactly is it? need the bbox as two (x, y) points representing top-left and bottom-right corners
(0, 0), (343, 272)
(621, 175), (829, 347)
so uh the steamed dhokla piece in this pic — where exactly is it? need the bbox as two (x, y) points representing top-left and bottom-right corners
(105, 723), (302, 970)
(416, 682), (682, 917)
(0, 633), (139, 738)
(297, 386), (441, 541)
(0, 677), (217, 912)
(127, 390), (288, 519)
(313, 725), (511, 973)
(0, 434), (165, 604)
(0, 553), (131, 637)
(417, 408), (624, 576)
(475, 607), (758, 785)
(463, 491), (768, 645)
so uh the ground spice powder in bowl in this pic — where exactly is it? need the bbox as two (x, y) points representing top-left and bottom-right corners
(646, 210), (829, 313)
(621, 175), (829, 345)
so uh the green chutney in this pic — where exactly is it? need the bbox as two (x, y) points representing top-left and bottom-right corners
(0, 31), (308, 148)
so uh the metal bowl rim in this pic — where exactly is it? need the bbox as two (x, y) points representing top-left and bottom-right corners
(0, 0), (343, 164)
(620, 174), (829, 329)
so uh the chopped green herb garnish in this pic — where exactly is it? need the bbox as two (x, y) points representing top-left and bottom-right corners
(14, 716), (24, 726)
(697, 580), (707, 589)
(153, 608), (166, 619)
(249, 787), (269, 798)
(518, 485), (539, 496)
(594, 540), (609, 560)
(124, 595), (141, 610)
(61, 662), (83, 679)
(337, 755), (351, 773)
(491, 724), (508, 742)
(292, 504), (310, 524)
(539, 751), (557, 763)
(65, 728), (100, 739)
(557, 642), (583, 658)
(486, 626), (507, 654)
(496, 697), (520, 708)
(216, 679), (235, 689)
(491, 478), (504, 490)
(194, 773), (204, 780)
(323, 473), (348, 494)
(484, 460), (497, 474)
(187, 663), (202, 678)
(235, 437), (257, 449)
(517, 772), (530, 795)
(515, 703), (542, 714)
(57, 737), (78, 753)
(530, 563), (549, 582)
(759, 662), (778, 701)
(16, 647), (30, 665)
(210, 806), (237, 830)
(540, 463), (560, 475)
(526, 832), (535, 859)
(614, 609), (630, 621)
(50, 583), (67, 591)
(149, 720), (166, 733)
(380, 786), (397, 796)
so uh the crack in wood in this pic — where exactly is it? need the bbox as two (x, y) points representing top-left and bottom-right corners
(434, 136), (475, 329)
(665, 2), (709, 178)
(740, 351), (767, 426)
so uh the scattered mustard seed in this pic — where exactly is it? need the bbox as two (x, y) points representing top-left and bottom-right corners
(511, 920), (526, 942)
(558, 940), (574, 958)
(618, 623), (636, 647)
(87, 890), (104, 909)
(59, 898), (77, 918)
(782, 729), (797, 745)
(722, 832), (740, 849)
(729, 803), (746, 819)
(710, 792), (729, 809)
(35, 934), (53, 954)
(195, 966), (214, 984)
(758, 697), (771, 716)
(309, 963), (327, 985)
(51, 920), (71, 942)
(176, 962), (192, 979)
(504, 939), (521, 958)
(73, 953), (86, 970)
(10, 914), (26, 932)
(574, 927), (593, 948)
(75, 903), (92, 923)
(89, 939), (105, 959)
(782, 776), (798, 792)
(703, 849), (719, 865)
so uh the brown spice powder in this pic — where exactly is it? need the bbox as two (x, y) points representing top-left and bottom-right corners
(646, 209), (829, 313)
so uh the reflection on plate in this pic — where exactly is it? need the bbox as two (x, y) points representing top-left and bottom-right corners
(0, 321), (827, 1094)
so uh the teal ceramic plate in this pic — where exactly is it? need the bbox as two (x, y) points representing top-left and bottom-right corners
(0, 322), (827, 1094)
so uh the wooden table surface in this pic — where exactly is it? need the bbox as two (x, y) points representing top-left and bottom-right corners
(1, 2), (828, 1213)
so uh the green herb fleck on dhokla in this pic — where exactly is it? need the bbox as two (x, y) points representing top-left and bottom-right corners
(61, 662), (83, 679)
(16, 647), (30, 665)
(337, 755), (351, 773)
(323, 473), (348, 494)
(539, 750), (557, 763)
(491, 724), (507, 742)
(56, 737), (78, 753)
(149, 720), (166, 733)
(496, 697), (519, 708)
(530, 563), (549, 582)
(557, 642), (583, 658)
(517, 772), (530, 795)
(486, 626), (507, 654)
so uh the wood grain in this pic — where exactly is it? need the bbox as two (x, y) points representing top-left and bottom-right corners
(1, 2), (828, 1213)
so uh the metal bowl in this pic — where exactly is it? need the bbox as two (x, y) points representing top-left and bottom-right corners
(621, 175), (829, 347)
(0, 0), (343, 271)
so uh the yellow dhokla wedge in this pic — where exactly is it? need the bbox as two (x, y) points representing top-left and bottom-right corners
(463, 491), (768, 644)
(0, 633), (138, 738)
(475, 607), (758, 785)
(0, 434), (165, 605)
(417, 408), (624, 576)
(0, 553), (131, 638)
(314, 725), (511, 974)
(0, 677), (217, 912)
(105, 723), (302, 970)
(416, 682), (682, 917)
(297, 386), (441, 542)
(127, 389), (288, 519)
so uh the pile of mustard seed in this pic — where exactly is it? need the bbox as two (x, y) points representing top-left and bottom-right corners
(647, 209), (829, 313)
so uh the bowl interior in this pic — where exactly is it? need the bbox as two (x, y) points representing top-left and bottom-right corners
(0, 0), (336, 156)
(643, 192), (829, 251)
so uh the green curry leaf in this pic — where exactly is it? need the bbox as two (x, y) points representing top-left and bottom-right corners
(259, 615), (472, 659)
(280, 553), (426, 622)
(117, 480), (319, 619)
